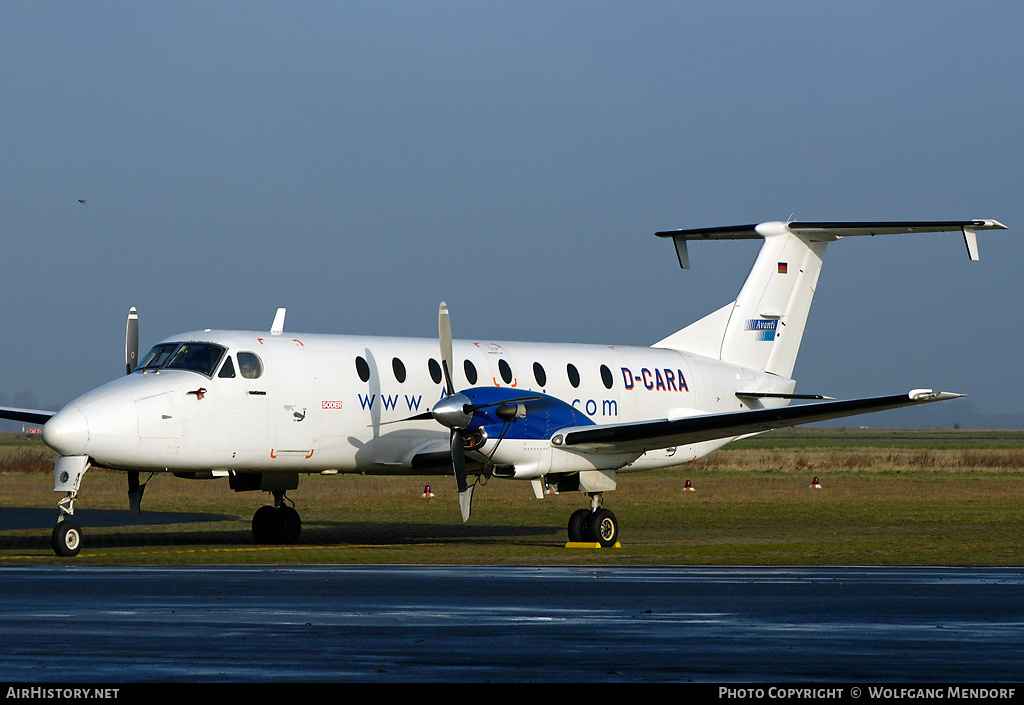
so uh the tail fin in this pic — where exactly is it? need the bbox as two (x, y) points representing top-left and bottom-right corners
(654, 219), (1007, 378)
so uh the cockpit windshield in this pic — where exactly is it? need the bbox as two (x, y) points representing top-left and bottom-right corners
(136, 343), (178, 372)
(135, 342), (227, 378)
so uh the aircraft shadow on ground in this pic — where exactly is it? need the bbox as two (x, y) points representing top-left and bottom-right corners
(299, 521), (560, 546)
(0, 507), (234, 530)
(0, 506), (560, 550)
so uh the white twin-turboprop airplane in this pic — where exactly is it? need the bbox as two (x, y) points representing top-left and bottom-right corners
(0, 218), (1007, 556)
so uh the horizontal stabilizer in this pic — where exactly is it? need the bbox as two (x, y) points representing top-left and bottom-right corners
(657, 219), (1007, 268)
(559, 390), (962, 455)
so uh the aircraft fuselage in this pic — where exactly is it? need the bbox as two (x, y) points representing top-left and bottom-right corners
(42, 329), (792, 479)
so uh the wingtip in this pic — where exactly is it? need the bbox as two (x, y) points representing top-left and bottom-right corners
(909, 389), (965, 401)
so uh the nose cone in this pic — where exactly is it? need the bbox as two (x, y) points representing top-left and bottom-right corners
(42, 406), (89, 456)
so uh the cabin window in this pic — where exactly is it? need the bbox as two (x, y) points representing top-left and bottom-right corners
(464, 360), (478, 385)
(567, 363), (580, 388)
(355, 356), (370, 382)
(428, 358), (443, 385)
(498, 359), (513, 385)
(218, 356), (236, 379)
(164, 343), (226, 377)
(533, 362), (546, 387)
(392, 357), (407, 383)
(238, 352), (263, 379)
(600, 364), (613, 389)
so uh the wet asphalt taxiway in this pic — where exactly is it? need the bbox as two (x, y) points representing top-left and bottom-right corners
(0, 565), (1021, 683)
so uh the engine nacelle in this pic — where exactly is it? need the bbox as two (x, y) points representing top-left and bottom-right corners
(457, 387), (642, 480)
(475, 435), (638, 480)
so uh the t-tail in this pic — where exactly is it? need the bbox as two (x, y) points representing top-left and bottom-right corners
(653, 219), (1007, 378)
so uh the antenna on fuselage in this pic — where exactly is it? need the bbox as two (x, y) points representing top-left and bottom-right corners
(271, 308), (286, 335)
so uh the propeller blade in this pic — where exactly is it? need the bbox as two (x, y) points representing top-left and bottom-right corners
(372, 410), (435, 427)
(450, 429), (473, 522)
(459, 484), (474, 524)
(451, 430), (468, 492)
(125, 307), (139, 375)
(439, 302), (455, 396)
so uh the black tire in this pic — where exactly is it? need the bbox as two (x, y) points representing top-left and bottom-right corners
(585, 508), (618, 548)
(252, 505), (276, 543)
(567, 508), (590, 542)
(276, 506), (301, 543)
(52, 519), (83, 557)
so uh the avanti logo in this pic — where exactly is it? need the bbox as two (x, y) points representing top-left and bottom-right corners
(745, 318), (778, 341)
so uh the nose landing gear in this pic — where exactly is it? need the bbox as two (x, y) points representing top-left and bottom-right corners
(51, 456), (91, 557)
(52, 518), (83, 557)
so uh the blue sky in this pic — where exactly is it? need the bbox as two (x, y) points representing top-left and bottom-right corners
(1, 1), (1021, 427)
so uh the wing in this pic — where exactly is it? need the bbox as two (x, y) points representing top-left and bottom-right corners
(556, 390), (961, 454)
(0, 407), (55, 425)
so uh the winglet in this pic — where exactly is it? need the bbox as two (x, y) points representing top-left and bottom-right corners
(671, 236), (690, 269)
(962, 219), (1009, 260)
(962, 227), (980, 260)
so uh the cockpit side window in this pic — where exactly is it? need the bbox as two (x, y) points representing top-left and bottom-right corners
(136, 343), (179, 372)
(218, 356), (236, 379)
(164, 344), (227, 377)
(237, 352), (263, 379)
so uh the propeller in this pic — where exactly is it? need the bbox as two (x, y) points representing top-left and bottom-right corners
(438, 303), (542, 522)
(124, 307), (145, 518)
(125, 307), (139, 375)
(437, 302), (476, 522)
(374, 303), (540, 522)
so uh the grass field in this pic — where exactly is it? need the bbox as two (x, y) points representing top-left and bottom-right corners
(1, 429), (1022, 566)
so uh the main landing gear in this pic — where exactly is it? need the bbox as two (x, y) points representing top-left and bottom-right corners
(252, 490), (301, 544)
(566, 493), (619, 547)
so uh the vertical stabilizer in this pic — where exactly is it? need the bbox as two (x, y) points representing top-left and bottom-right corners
(718, 224), (826, 377)
(655, 222), (825, 377)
